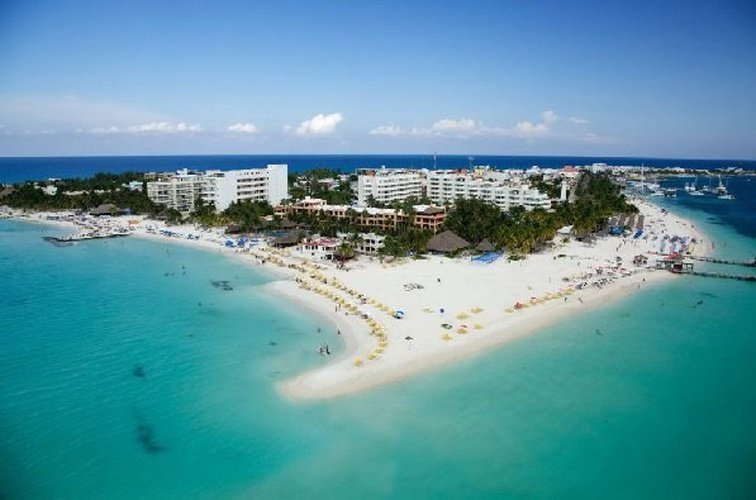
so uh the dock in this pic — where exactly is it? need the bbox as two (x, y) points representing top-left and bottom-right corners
(686, 256), (756, 267)
(656, 257), (755, 283)
(43, 232), (130, 244)
(684, 271), (756, 282)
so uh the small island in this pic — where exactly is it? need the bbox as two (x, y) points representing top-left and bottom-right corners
(2, 162), (714, 398)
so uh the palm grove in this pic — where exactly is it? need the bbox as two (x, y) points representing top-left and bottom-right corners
(3, 169), (636, 257)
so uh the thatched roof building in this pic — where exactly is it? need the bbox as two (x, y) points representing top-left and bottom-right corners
(225, 223), (242, 235)
(272, 230), (304, 247)
(426, 230), (469, 253)
(475, 238), (495, 252)
(90, 203), (120, 216)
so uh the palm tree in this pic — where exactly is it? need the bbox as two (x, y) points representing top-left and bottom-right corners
(334, 242), (356, 261)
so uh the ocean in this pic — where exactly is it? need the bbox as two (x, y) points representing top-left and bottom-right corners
(1, 177), (755, 498)
(1, 154), (755, 184)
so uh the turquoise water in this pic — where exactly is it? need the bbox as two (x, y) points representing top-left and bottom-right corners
(1, 203), (755, 498)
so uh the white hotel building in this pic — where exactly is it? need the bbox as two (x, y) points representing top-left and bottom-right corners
(147, 164), (288, 213)
(356, 167), (424, 206)
(426, 169), (551, 211)
(202, 165), (288, 211)
(146, 169), (206, 213)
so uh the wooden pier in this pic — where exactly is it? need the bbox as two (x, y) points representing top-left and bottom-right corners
(686, 256), (756, 267)
(685, 271), (756, 282)
(655, 257), (755, 282)
(43, 233), (129, 244)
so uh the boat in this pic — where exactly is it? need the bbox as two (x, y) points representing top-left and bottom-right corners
(715, 175), (728, 196)
(700, 175), (714, 194)
(717, 194), (735, 200)
(663, 188), (677, 197)
(689, 190), (705, 197)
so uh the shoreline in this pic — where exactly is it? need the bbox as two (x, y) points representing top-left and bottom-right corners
(2, 198), (713, 401)
(277, 267), (676, 400)
(275, 197), (712, 401)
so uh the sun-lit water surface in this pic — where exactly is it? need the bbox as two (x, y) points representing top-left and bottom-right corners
(1, 183), (755, 499)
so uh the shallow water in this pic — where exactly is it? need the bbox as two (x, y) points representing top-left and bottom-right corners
(1, 192), (755, 498)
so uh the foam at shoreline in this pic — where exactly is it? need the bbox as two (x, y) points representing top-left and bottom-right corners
(7, 197), (711, 401)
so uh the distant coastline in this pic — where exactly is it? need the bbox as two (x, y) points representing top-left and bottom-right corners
(2, 153), (755, 184)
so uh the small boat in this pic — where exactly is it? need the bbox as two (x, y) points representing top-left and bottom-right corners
(715, 175), (729, 196)
(717, 194), (735, 200)
(689, 191), (704, 197)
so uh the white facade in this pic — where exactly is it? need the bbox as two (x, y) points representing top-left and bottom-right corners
(203, 164), (288, 211)
(427, 169), (551, 211)
(146, 169), (205, 213)
(356, 167), (424, 206)
(296, 237), (339, 261)
(147, 165), (288, 213)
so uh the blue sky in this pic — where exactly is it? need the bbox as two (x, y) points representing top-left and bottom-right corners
(1, 0), (754, 158)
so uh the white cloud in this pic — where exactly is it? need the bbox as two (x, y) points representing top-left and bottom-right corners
(568, 116), (590, 125)
(88, 126), (121, 134)
(295, 112), (343, 135)
(430, 118), (477, 133)
(512, 121), (550, 138)
(541, 110), (558, 124)
(227, 122), (259, 134)
(380, 112), (560, 140)
(126, 121), (201, 134)
(369, 124), (403, 136)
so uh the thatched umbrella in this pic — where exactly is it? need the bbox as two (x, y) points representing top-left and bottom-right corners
(90, 203), (120, 216)
(426, 230), (470, 253)
(475, 238), (495, 253)
(225, 223), (242, 235)
(272, 230), (303, 247)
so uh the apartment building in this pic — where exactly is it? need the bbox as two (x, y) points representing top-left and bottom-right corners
(146, 165), (288, 213)
(426, 169), (551, 211)
(146, 168), (206, 213)
(202, 164), (288, 211)
(356, 167), (424, 206)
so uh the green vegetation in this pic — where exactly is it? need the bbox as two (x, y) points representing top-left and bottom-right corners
(286, 168), (355, 205)
(528, 174), (561, 198)
(3, 169), (636, 259)
(184, 198), (276, 231)
(379, 230), (433, 258)
(221, 200), (274, 231)
(569, 172), (638, 234)
(2, 172), (159, 214)
(444, 172), (637, 253)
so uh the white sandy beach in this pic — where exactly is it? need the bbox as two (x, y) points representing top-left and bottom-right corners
(4, 197), (711, 400)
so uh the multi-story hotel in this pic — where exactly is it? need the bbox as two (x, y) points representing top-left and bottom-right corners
(202, 165), (288, 211)
(275, 197), (447, 233)
(356, 166), (552, 212)
(356, 167), (424, 206)
(426, 169), (551, 211)
(146, 165), (288, 213)
(146, 168), (206, 213)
